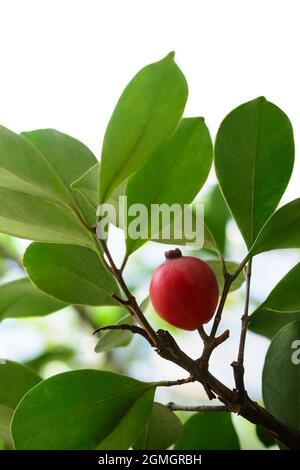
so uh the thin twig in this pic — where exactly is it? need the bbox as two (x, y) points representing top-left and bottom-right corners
(156, 376), (195, 387)
(231, 258), (252, 397)
(210, 275), (232, 337)
(93, 323), (154, 346)
(167, 402), (228, 412)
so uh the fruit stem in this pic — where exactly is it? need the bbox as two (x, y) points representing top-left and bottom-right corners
(164, 248), (182, 260)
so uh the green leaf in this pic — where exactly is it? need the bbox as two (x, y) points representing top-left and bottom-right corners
(95, 314), (135, 353)
(125, 117), (213, 255)
(0, 126), (95, 247)
(175, 411), (240, 450)
(256, 424), (276, 447)
(22, 129), (97, 227)
(263, 321), (300, 431)
(23, 243), (120, 306)
(250, 308), (300, 339)
(0, 279), (66, 321)
(133, 403), (183, 450)
(251, 199), (300, 255)
(0, 360), (41, 447)
(11, 370), (155, 450)
(175, 412), (240, 450)
(99, 52), (188, 203)
(206, 260), (244, 292)
(203, 184), (231, 254)
(215, 97), (294, 248)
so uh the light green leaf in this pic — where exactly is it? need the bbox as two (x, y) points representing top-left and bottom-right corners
(133, 403), (183, 450)
(0, 279), (66, 321)
(99, 52), (188, 203)
(0, 361), (41, 447)
(23, 243), (120, 306)
(203, 184), (231, 254)
(215, 97), (294, 248)
(125, 117), (213, 255)
(207, 260), (244, 292)
(0, 126), (95, 247)
(95, 314), (135, 353)
(11, 370), (155, 450)
(251, 199), (300, 255)
(175, 412), (240, 450)
(263, 321), (300, 431)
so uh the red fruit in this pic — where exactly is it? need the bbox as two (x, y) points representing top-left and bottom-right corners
(150, 249), (219, 330)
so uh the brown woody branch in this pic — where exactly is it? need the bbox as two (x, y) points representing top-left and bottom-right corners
(167, 402), (228, 412)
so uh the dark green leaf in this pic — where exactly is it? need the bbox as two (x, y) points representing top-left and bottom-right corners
(251, 199), (300, 255)
(0, 279), (66, 321)
(175, 412), (240, 450)
(125, 117), (213, 255)
(263, 321), (300, 431)
(99, 52), (188, 203)
(203, 184), (231, 254)
(23, 243), (120, 306)
(133, 403), (183, 450)
(207, 260), (244, 292)
(250, 308), (300, 339)
(215, 97), (294, 248)
(95, 314), (135, 353)
(12, 370), (155, 450)
(0, 361), (41, 447)
(256, 424), (276, 447)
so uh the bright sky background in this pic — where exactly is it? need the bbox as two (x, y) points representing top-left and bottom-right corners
(0, 1), (299, 446)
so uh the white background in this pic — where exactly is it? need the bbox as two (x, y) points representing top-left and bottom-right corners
(0, 0), (299, 448)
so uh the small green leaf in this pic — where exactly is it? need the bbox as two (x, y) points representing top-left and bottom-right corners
(99, 52), (188, 203)
(125, 117), (213, 255)
(203, 184), (231, 254)
(0, 279), (66, 321)
(250, 309), (300, 339)
(207, 260), (244, 292)
(263, 321), (300, 431)
(12, 370), (155, 450)
(215, 97), (294, 248)
(95, 314), (135, 353)
(251, 199), (300, 255)
(0, 361), (41, 447)
(133, 403), (183, 450)
(256, 424), (276, 447)
(175, 412), (240, 450)
(23, 243), (120, 306)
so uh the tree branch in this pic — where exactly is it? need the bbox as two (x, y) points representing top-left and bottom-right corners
(93, 323), (154, 346)
(167, 402), (228, 412)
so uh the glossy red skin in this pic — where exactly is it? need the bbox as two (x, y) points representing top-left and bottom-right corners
(150, 256), (219, 330)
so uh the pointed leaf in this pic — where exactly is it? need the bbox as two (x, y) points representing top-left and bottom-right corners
(215, 97), (294, 247)
(95, 314), (135, 353)
(125, 117), (213, 255)
(251, 199), (300, 255)
(175, 412), (240, 450)
(99, 52), (188, 203)
(23, 243), (120, 306)
(0, 279), (66, 320)
(11, 370), (155, 450)
(263, 321), (300, 431)
(203, 184), (231, 254)
(133, 403), (183, 450)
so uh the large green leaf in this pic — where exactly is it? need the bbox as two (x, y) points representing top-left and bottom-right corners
(0, 361), (41, 447)
(263, 321), (300, 431)
(22, 129), (97, 226)
(203, 184), (231, 254)
(250, 308), (300, 339)
(125, 117), (213, 255)
(99, 52), (188, 203)
(215, 97), (294, 248)
(207, 260), (244, 292)
(95, 314), (135, 353)
(0, 279), (66, 321)
(23, 243), (120, 306)
(251, 199), (300, 255)
(133, 403), (183, 450)
(175, 412), (240, 450)
(11, 370), (155, 450)
(0, 126), (94, 247)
